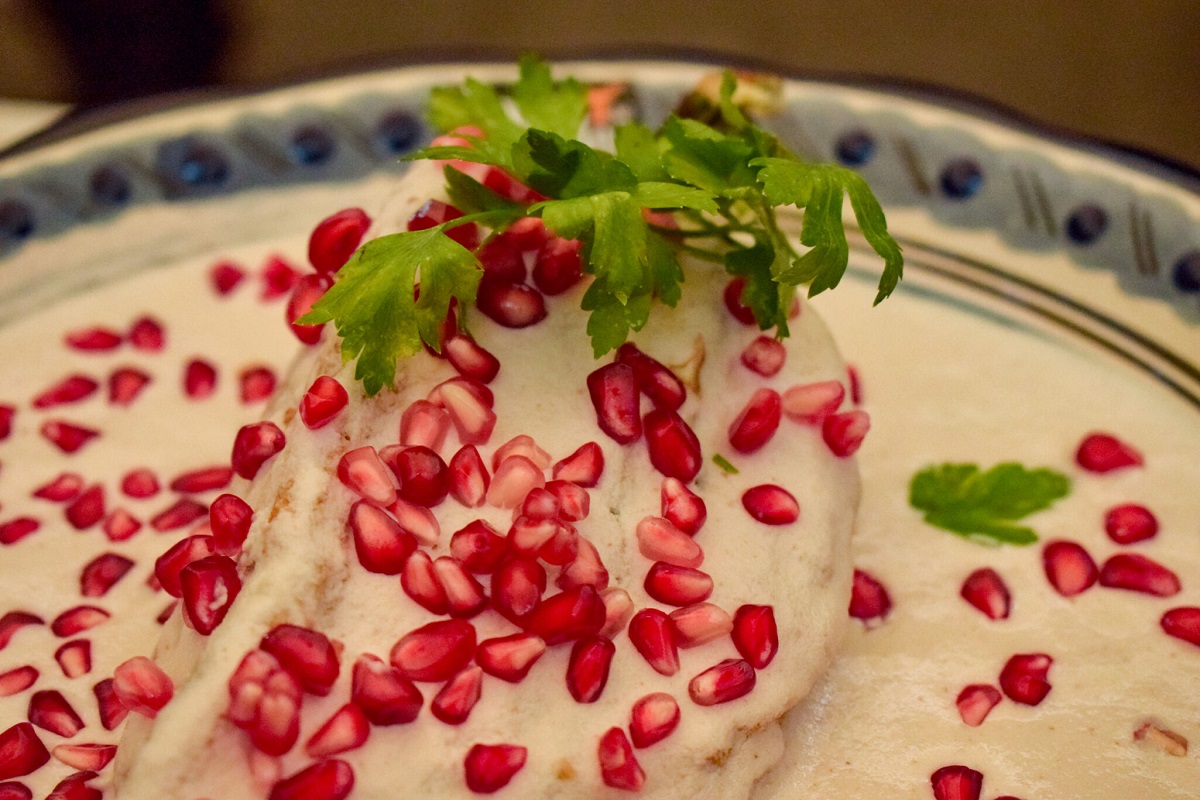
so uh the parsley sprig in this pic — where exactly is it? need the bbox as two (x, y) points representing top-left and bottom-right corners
(303, 56), (903, 395)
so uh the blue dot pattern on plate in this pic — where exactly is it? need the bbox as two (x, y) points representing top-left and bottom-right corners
(157, 137), (231, 190)
(89, 164), (132, 207)
(289, 125), (336, 166)
(939, 157), (984, 199)
(1065, 203), (1109, 244)
(835, 130), (875, 166)
(1173, 251), (1200, 292)
(0, 199), (34, 241)
(374, 111), (423, 156)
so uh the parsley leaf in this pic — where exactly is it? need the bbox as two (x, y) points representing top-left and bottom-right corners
(909, 462), (1071, 546)
(512, 54), (588, 138)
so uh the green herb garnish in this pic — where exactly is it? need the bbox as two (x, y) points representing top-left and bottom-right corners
(712, 453), (740, 474)
(909, 462), (1071, 546)
(304, 56), (903, 395)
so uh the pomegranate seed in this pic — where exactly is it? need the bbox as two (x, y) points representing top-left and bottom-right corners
(1104, 503), (1158, 544)
(556, 535), (609, 591)
(931, 765), (984, 800)
(728, 388), (782, 453)
(520, 487), (560, 520)
(643, 408), (702, 482)
(552, 441), (605, 487)
(1161, 607), (1200, 648)
(628, 608), (679, 675)
(464, 743), (527, 793)
(183, 358), (217, 399)
(1042, 539), (1099, 597)
(150, 497), (208, 532)
(346, 502), (414, 574)
(740, 335), (786, 376)
(999, 653), (1053, 705)
(167, 466), (233, 494)
(436, 378), (497, 445)
(822, 409), (870, 457)
(615, 343), (688, 412)
(670, 603), (733, 647)
(445, 335), (501, 383)
(956, 684), (1002, 727)
(408, 199), (479, 249)
(475, 274), (546, 327)
(0, 519), (39, 546)
(210, 261), (245, 295)
(0, 723), (50, 780)
(433, 557), (489, 618)
(477, 235), (526, 283)
(731, 604), (778, 667)
(260, 255), (299, 300)
(127, 315), (165, 350)
(476, 633), (546, 682)
(337, 446), (398, 506)
(27, 690), (84, 736)
(689, 658), (756, 706)
(391, 619), (477, 682)
(103, 508), (141, 542)
(92, 679), (128, 730)
(491, 557), (546, 622)
(121, 468), (160, 498)
(960, 568), (1010, 620)
(401, 551), (449, 614)
(645, 563), (713, 606)
(387, 445), (449, 507)
(492, 434), (552, 471)
(0, 667), (37, 697)
(0, 405), (12, 440)
(112, 656), (173, 717)
(630, 692), (680, 748)
(350, 653), (423, 725)
(660, 477), (706, 535)
(296, 375), (348, 429)
(32, 375), (98, 409)
(445, 445), (489, 508)
(587, 363), (642, 444)
(487, 456), (545, 508)
(51, 607), (109, 637)
(387, 497), (440, 546)
(270, 759), (354, 800)
(846, 364), (863, 404)
(210, 493), (253, 554)
(51, 743), (115, 772)
(309, 207), (371, 274)
(598, 727), (645, 791)
(1076, 432), (1142, 472)
(741, 484), (799, 525)
(849, 568), (892, 624)
(781, 380), (846, 424)
(63, 484), (104, 530)
(306, 703), (369, 758)
(503, 216), (550, 250)
(32, 472), (83, 502)
(431, 665), (483, 725)
(524, 585), (605, 645)
(107, 367), (151, 405)
(450, 520), (507, 573)
(566, 635), (615, 703)
(40, 421), (99, 454)
(260, 624), (340, 696)
(54, 641), (91, 678)
(180, 555), (241, 635)
(545, 479), (589, 521)
(0, 613), (44, 650)
(64, 327), (121, 351)
(636, 516), (703, 567)
(239, 365), (277, 403)
(399, 400), (449, 450)
(536, 520), (578, 568)
(723, 277), (756, 324)
(508, 515), (557, 556)
(231, 421), (286, 479)
(227, 650), (302, 756)
(532, 236), (583, 294)
(79, 553), (134, 597)
(1099, 553), (1181, 596)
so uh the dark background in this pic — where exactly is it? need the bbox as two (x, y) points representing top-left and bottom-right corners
(1, 0), (1197, 170)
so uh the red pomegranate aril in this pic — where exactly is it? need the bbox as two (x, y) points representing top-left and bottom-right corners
(0, 519), (38, 546)
(54, 640), (91, 679)
(448, 445), (490, 507)
(269, 759), (354, 800)
(728, 388), (782, 453)
(408, 199), (479, 249)
(670, 603), (733, 647)
(492, 434), (552, 471)
(228, 650), (302, 756)
(401, 399), (450, 449)
(210, 261), (245, 295)
(306, 704), (369, 758)
(27, 690), (84, 737)
(476, 633), (546, 683)
(504, 215), (551, 250)
(183, 358), (217, 399)
(521, 488), (560, 521)
(1161, 607), (1200, 648)
(552, 441), (604, 487)
(1042, 539), (1099, 597)
(388, 446), (449, 507)
(32, 375), (98, 409)
(1076, 432), (1143, 472)
(51, 607), (108, 638)
(723, 277), (756, 324)
(0, 723), (50, 780)
(231, 421), (286, 479)
(1104, 503), (1158, 544)
(169, 465), (233, 493)
(401, 551), (449, 615)
(960, 568), (1011, 620)
(532, 236), (583, 294)
(782, 380), (846, 424)
(566, 635), (615, 703)
(645, 563), (713, 607)
(545, 479), (590, 521)
(433, 557), (489, 618)
(240, 365), (277, 403)
(112, 656), (173, 717)
(260, 255), (299, 300)
(956, 684), (1002, 727)
(437, 379), (497, 446)
(477, 235), (526, 283)
(487, 456), (545, 509)
(644, 408), (702, 482)
(65, 327), (122, 352)
(33, 472), (83, 502)
(998, 653), (1053, 706)
(538, 520), (580, 566)
(630, 692), (680, 749)
(126, 315), (164, 350)
(53, 775), (102, 800)
(742, 484), (799, 525)
(107, 367), (151, 405)
(387, 497), (441, 546)
(587, 363), (642, 444)
(0, 613), (44, 650)
(1099, 553), (1181, 597)
(931, 765), (984, 800)
(297, 375), (348, 429)
(849, 568), (892, 624)
(524, 585), (605, 645)
(464, 743), (527, 794)
(309, 207), (371, 274)
(121, 468), (160, 498)
(41, 421), (99, 454)
(350, 653), (423, 725)
(689, 658), (756, 706)
(431, 665), (483, 725)
(92, 679), (128, 731)
(155, 535), (218, 597)
(210, 493), (253, 554)
(476, 277), (547, 328)
(391, 619), (477, 683)
(616, 343), (687, 412)
(51, 743), (115, 772)
(260, 624), (340, 696)
(740, 335), (786, 377)
(628, 608), (679, 676)
(102, 507), (140, 541)
(660, 478), (706, 536)
(491, 557), (546, 622)
(731, 604), (778, 668)
(0, 405), (11, 440)
(598, 727), (645, 791)
(0, 667), (37, 698)
(444, 334), (501, 383)
(636, 516), (703, 567)
(556, 535), (609, 591)
(822, 409), (870, 457)
(150, 498), (208, 532)
(80, 553), (134, 598)
(337, 446), (398, 506)
(180, 555), (241, 635)
(450, 520), (507, 573)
